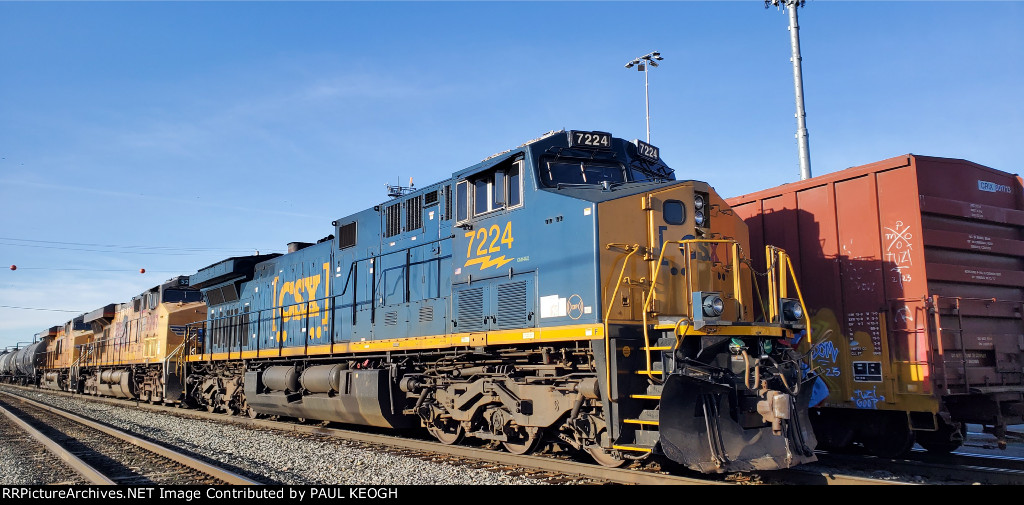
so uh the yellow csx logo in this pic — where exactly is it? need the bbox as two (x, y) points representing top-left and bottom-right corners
(464, 221), (515, 270)
(272, 263), (330, 341)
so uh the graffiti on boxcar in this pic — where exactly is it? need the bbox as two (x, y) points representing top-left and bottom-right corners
(811, 340), (839, 363)
(809, 309), (843, 378)
(851, 387), (884, 409)
(840, 243), (880, 293)
(811, 341), (841, 377)
(894, 304), (913, 324)
(884, 220), (914, 287)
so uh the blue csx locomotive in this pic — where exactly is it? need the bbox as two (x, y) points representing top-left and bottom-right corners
(183, 130), (818, 472)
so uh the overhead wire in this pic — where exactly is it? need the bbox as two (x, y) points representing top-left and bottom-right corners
(0, 236), (270, 253)
(0, 305), (85, 313)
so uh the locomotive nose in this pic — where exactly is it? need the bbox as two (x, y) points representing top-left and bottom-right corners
(658, 373), (818, 473)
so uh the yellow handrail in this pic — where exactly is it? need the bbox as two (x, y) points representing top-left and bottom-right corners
(766, 245), (812, 358)
(603, 245), (640, 403)
(642, 239), (743, 382)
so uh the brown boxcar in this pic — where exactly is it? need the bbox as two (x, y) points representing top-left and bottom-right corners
(727, 154), (1024, 456)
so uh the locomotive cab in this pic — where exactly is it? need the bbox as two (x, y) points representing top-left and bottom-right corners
(447, 130), (818, 471)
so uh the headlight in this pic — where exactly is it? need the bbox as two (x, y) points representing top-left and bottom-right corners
(702, 294), (724, 317)
(694, 210), (705, 227)
(782, 298), (803, 321)
(694, 193), (705, 210)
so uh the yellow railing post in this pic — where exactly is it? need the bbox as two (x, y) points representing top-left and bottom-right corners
(603, 245), (641, 403)
(640, 238), (744, 381)
(732, 242), (742, 314)
(769, 246), (775, 321)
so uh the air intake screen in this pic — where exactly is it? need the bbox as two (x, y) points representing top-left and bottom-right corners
(406, 195), (423, 231)
(338, 222), (357, 249)
(385, 203), (401, 237)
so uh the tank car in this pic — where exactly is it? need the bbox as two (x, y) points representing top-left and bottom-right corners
(0, 348), (19, 381)
(74, 277), (205, 403)
(183, 130), (818, 473)
(13, 328), (57, 386)
(728, 154), (1024, 456)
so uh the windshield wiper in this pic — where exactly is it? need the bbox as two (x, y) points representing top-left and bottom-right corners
(554, 182), (601, 190)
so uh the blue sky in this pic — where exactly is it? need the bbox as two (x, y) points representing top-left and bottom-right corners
(1, 1), (1021, 349)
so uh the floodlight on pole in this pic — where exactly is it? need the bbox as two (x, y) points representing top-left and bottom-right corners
(624, 51), (663, 143)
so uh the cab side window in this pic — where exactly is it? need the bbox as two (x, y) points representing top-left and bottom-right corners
(507, 162), (522, 208)
(456, 159), (524, 224)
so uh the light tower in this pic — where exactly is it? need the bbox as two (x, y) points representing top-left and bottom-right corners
(767, 0), (812, 180)
(624, 51), (664, 143)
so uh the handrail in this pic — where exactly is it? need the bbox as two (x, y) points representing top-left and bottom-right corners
(641, 239), (744, 383)
(164, 332), (192, 379)
(602, 244), (641, 403)
(184, 287), (371, 359)
(766, 245), (813, 365)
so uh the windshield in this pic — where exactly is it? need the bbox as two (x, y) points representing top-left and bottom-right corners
(540, 160), (626, 188)
(163, 289), (203, 303)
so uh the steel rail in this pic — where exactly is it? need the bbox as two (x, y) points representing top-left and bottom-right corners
(817, 450), (1024, 485)
(0, 390), (261, 485)
(0, 386), (718, 485)
(0, 385), (915, 485)
(0, 400), (115, 485)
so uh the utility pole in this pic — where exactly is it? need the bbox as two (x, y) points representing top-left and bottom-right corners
(767, 0), (812, 180)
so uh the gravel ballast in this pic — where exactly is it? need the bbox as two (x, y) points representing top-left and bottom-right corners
(1, 388), (548, 485)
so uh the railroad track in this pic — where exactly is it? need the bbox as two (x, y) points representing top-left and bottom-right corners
(0, 403), (89, 485)
(0, 390), (262, 485)
(814, 448), (1024, 485)
(0, 385), (904, 485)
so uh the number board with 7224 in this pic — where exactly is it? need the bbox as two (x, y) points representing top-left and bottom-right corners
(568, 130), (612, 149)
(635, 139), (660, 162)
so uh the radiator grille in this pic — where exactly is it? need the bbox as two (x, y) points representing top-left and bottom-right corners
(495, 281), (528, 329)
(455, 287), (485, 332)
(418, 306), (434, 323)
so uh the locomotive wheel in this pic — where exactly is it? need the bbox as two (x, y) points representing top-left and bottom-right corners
(242, 400), (260, 419)
(586, 445), (626, 468)
(206, 403), (217, 413)
(428, 417), (464, 445)
(502, 428), (541, 455)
